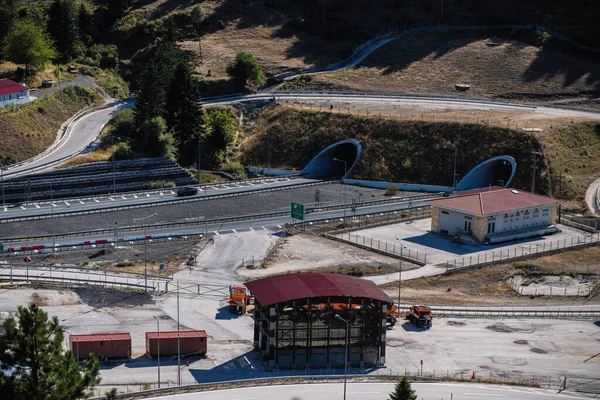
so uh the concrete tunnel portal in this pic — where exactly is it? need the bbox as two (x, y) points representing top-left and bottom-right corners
(456, 155), (517, 191)
(301, 139), (361, 180)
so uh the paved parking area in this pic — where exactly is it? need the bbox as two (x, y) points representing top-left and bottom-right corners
(352, 218), (590, 266)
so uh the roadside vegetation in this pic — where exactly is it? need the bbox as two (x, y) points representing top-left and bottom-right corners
(241, 105), (549, 192)
(0, 86), (100, 164)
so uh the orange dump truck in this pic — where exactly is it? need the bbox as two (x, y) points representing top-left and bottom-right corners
(405, 305), (433, 328)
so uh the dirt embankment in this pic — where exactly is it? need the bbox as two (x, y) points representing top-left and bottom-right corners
(0, 86), (100, 164)
(382, 246), (600, 306)
(308, 30), (600, 103)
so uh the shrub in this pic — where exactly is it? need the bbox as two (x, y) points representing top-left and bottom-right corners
(226, 51), (265, 90)
(384, 184), (399, 196)
(149, 180), (176, 189)
(221, 161), (247, 179)
(190, 5), (206, 34)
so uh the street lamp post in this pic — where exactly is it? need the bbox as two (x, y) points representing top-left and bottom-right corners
(334, 314), (349, 400)
(153, 315), (161, 388)
(1, 163), (6, 208)
(444, 146), (458, 191)
(133, 213), (158, 292)
(395, 238), (405, 311)
(333, 158), (347, 220)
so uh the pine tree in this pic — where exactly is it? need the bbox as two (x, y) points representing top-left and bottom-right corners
(389, 377), (418, 400)
(165, 62), (205, 166)
(0, 303), (100, 400)
(47, 0), (81, 61)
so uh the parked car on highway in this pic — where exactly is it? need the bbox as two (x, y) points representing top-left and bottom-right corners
(176, 186), (198, 196)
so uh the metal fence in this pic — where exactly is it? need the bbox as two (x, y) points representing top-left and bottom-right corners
(444, 232), (600, 272)
(326, 231), (427, 265)
(507, 277), (595, 297)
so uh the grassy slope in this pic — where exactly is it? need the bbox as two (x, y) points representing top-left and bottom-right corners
(240, 105), (548, 192)
(0, 86), (100, 164)
(545, 122), (600, 204)
(305, 30), (600, 102)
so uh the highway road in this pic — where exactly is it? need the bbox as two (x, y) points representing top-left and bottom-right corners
(0, 198), (431, 247)
(143, 382), (588, 400)
(0, 177), (321, 221)
(3, 99), (132, 179)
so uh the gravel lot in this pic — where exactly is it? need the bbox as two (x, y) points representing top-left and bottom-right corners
(1, 183), (391, 238)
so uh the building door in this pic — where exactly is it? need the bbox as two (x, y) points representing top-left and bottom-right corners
(487, 222), (495, 234)
(464, 220), (472, 232)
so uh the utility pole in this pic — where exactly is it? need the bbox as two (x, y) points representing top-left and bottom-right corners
(531, 151), (541, 193)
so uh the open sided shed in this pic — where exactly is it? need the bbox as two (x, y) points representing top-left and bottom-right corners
(245, 273), (393, 369)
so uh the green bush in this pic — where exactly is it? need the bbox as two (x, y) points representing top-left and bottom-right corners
(221, 161), (247, 179)
(226, 51), (265, 90)
(116, 261), (135, 267)
(148, 180), (176, 189)
(384, 184), (399, 196)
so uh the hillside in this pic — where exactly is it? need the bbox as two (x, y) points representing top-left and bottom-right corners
(294, 29), (600, 103)
(0, 87), (100, 164)
(240, 105), (549, 192)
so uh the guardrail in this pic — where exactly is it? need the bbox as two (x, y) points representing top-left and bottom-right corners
(0, 179), (330, 223)
(0, 263), (172, 281)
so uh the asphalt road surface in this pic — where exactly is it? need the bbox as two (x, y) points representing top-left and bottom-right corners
(0, 177), (320, 221)
(3, 99), (132, 179)
(144, 382), (588, 400)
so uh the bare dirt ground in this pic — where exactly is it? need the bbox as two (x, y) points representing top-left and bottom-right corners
(238, 233), (407, 280)
(310, 30), (600, 103)
(382, 246), (600, 306)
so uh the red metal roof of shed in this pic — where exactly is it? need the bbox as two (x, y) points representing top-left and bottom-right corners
(146, 330), (207, 339)
(70, 333), (131, 342)
(0, 79), (28, 96)
(428, 188), (562, 216)
(245, 273), (392, 306)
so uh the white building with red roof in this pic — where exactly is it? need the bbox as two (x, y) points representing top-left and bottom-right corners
(428, 187), (563, 244)
(0, 78), (30, 108)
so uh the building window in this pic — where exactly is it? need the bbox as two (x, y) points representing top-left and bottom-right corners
(441, 211), (449, 215)
(464, 221), (472, 232)
(487, 222), (496, 233)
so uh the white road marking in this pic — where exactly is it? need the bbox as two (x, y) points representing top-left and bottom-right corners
(170, 190), (175, 194)
(261, 226), (267, 230)
(160, 192), (163, 196)
(3, 207), (7, 212)
(94, 199), (99, 202)
(78, 201), (84, 204)
(64, 201), (70, 206)
(214, 231), (220, 235)
(121, 196), (126, 200)
(146, 193), (150, 197)
(277, 224), (282, 228)
(134, 195), (138, 198)
(211, 186), (219, 190)
(232, 229), (237, 233)
(109, 197), (115, 201)
(35, 205), (40, 209)
(247, 182), (255, 186)
(20, 206), (26, 209)
(249, 227), (254, 231)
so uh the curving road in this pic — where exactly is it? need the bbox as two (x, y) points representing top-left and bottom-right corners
(144, 382), (588, 400)
(3, 99), (133, 179)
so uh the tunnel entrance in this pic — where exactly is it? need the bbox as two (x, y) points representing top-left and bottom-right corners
(301, 140), (361, 180)
(456, 156), (516, 191)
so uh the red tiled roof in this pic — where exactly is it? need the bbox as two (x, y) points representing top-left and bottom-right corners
(428, 188), (562, 216)
(457, 186), (504, 196)
(246, 273), (392, 306)
(146, 330), (207, 339)
(70, 333), (131, 342)
(0, 79), (28, 96)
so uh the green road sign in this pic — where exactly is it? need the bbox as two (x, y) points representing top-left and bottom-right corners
(291, 202), (305, 220)
(351, 205), (357, 213)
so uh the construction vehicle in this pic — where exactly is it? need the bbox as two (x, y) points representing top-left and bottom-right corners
(229, 285), (251, 314)
(386, 305), (400, 326)
(405, 305), (433, 328)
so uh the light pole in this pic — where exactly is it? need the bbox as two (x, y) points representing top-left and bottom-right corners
(51, 181), (55, 252)
(153, 315), (161, 388)
(1, 163), (6, 207)
(444, 146), (458, 191)
(177, 281), (181, 386)
(111, 134), (122, 194)
(395, 237), (406, 310)
(333, 158), (347, 220)
(335, 314), (349, 400)
(133, 213), (158, 292)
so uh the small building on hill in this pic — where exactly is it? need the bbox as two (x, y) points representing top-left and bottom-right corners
(0, 79), (30, 108)
(428, 188), (563, 244)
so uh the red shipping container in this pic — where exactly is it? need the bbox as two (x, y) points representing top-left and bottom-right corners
(70, 333), (131, 360)
(146, 330), (207, 357)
